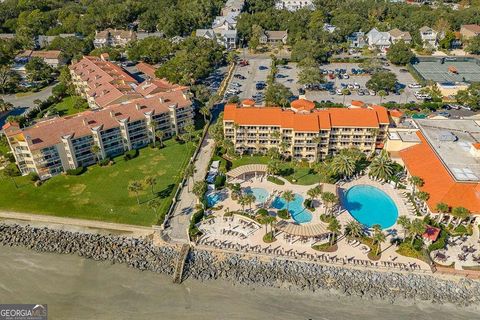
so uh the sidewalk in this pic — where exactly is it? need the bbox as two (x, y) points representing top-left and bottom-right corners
(163, 134), (216, 243)
(0, 211), (154, 237)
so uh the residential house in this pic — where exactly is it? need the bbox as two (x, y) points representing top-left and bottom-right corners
(275, 0), (314, 11)
(388, 28), (412, 44)
(366, 28), (391, 52)
(3, 90), (193, 180)
(93, 29), (136, 48)
(419, 26), (439, 49)
(15, 50), (66, 68)
(323, 23), (337, 34)
(259, 31), (288, 45)
(221, 0), (245, 16)
(35, 34), (82, 49)
(223, 99), (391, 162)
(460, 24), (480, 40)
(347, 32), (366, 48)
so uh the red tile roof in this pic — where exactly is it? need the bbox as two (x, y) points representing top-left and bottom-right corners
(223, 104), (388, 131)
(400, 132), (480, 215)
(7, 91), (191, 151)
(422, 226), (441, 242)
(134, 62), (188, 95)
(291, 99), (315, 112)
(70, 56), (141, 108)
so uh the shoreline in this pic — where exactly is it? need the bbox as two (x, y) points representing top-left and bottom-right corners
(0, 223), (479, 308)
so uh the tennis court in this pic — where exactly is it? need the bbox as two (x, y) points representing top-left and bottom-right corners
(410, 57), (480, 83)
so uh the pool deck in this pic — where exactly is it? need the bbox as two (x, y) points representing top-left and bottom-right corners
(199, 175), (431, 272)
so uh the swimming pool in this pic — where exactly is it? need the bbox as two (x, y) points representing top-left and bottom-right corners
(343, 185), (398, 229)
(206, 192), (222, 207)
(271, 193), (312, 223)
(244, 187), (269, 203)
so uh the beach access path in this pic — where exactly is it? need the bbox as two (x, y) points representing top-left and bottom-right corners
(0, 210), (154, 237)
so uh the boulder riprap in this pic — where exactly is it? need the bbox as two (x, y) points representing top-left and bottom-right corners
(1, 223), (479, 307)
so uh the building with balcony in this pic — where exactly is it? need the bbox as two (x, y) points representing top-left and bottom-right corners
(3, 91), (193, 180)
(222, 99), (391, 162)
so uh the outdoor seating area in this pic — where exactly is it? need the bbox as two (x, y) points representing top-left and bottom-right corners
(432, 231), (480, 269)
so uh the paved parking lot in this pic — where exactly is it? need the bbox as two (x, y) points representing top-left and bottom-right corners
(226, 58), (271, 104)
(278, 62), (419, 105)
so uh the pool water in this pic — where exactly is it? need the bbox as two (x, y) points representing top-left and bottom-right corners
(244, 187), (269, 203)
(206, 192), (222, 207)
(343, 185), (398, 229)
(271, 194), (312, 223)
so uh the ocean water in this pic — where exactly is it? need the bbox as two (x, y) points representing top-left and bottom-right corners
(0, 246), (477, 320)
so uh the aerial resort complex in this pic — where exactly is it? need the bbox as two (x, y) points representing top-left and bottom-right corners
(1, 0), (480, 316)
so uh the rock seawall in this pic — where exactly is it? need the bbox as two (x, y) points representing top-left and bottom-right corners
(183, 251), (480, 306)
(1, 223), (479, 307)
(0, 224), (178, 274)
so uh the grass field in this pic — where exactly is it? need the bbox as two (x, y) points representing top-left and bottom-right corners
(231, 155), (320, 186)
(0, 140), (193, 226)
(38, 96), (88, 119)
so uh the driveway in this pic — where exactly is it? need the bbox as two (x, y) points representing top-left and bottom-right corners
(1, 84), (55, 110)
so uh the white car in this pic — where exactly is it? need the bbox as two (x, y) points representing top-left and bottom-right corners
(369, 90), (376, 96)
(354, 82), (360, 89)
(343, 74), (350, 79)
(408, 83), (422, 88)
(336, 89), (343, 95)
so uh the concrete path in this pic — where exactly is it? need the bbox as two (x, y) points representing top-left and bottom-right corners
(163, 134), (216, 243)
(0, 211), (154, 237)
(1, 84), (54, 110)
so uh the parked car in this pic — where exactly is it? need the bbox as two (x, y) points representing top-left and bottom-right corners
(258, 65), (268, 70)
(408, 83), (422, 88)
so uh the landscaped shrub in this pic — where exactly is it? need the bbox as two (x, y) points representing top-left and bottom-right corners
(189, 209), (205, 239)
(29, 172), (40, 182)
(277, 209), (290, 219)
(453, 224), (468, 235)
(304, 199), (314, 210)
(214, 174), (226, 189)
(428, 230), (448, 252)
(66, 167), (85, 176)
(123, 149), (139, 161)
(257, 208), (268, 216)
(99, 158), (111, 167)
(267, 175), (285, 185)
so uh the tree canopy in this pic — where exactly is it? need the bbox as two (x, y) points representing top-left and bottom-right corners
(386, 40), (414, 66)
(366, 71), (398, 93)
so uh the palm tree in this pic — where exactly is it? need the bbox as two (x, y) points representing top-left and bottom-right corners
(128, 181), (143, 205)
(378, 90), (387, 103)
(266, 147), (280, 160)
(327, 217), (341, 246)
(200, 105), (210, 123)
(281, 190), (295, 213)
(344, 220), (363, 238)
(149, 122), (157, 146)
(369, 150), (394, 181)
(227, 182), (241, 200)
(435, 202), (449, 221)
(91, 144), (101, 163)
(409, 176), (424, 195)
(192, 181), (207, 206)
(373, 227), (386, 256)
(237, 194), (249, 212)
(267, 160), (281, 176)
(331, 153), (356, 179)
(307, 185), (322, 201)
(416, 191), (430, 210)
(145, 176), (157, 195)
(397, 215), (411, 239)
(155, 130), (165, 148)
(408, 218), (426, 246)
(185, 164), (195, 191)
(148, 199), (161, 216)
(2, 164), (20, 189)
(245, 193), (256, 210)
(451, 207), (470, 227)
(321, 191), (338, 215)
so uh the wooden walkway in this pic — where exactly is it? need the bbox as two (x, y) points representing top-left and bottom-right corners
(172, 244), (190, 284)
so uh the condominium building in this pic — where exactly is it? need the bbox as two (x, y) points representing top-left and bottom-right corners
(223, 99), (391, 161)
(3, 90), (193, 180)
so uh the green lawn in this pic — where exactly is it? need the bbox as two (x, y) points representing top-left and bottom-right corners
(39, 96), (88, 118)
(231, 155), (320, 186)
(0, 140), (193, 226)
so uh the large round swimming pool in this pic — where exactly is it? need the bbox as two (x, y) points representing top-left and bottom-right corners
(343, 185), (398, 229)
(243, 187), (269, 203)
